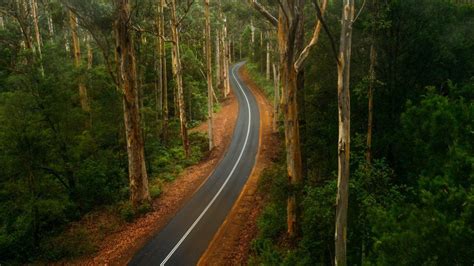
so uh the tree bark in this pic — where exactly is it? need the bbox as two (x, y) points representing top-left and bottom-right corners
(46, 10), (54, 38)
(30, 0), (44, 75)
(272, 63), (280, 132)
(17, 0), (32, 50)
(155, 1), (164, 138)
(250, 0), (278, 27)
(266, 35), (270, 80)
(250, 19), (255, 43)
(221, 17), (230, 98)
(160, 0), (169, 142)
(215, 30), (221, 90)
(30, 0), (42, 55)
(169, 0), (190, 157)
(205, 0), (214, 150)
(260, 31), (264, 73)
(239, 35), (242, 60)
(252, 0), (327, 239)
(115, 0), (150, 208)
(218, 5), (230, 98)
(229, 36), (232, 63)
(69, 10), (90, 113)
(294, 0), (328, 72)
(86, 34), (93, 69)
(335, 1), (355, 265)
(277, 5), (305, 238)
(225, 24), (230, 96)
(219, 31), (225, 93)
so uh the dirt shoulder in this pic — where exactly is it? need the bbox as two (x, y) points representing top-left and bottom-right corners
(65, 92), (239, 266)
(198, 66), (281, 265)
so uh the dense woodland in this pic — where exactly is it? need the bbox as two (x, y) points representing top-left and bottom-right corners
(0, 0), (473, 265)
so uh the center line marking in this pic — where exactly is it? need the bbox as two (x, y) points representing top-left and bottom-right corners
(160, 63), (253, 266)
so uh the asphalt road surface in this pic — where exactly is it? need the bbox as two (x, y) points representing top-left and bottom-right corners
(129, 62), (260, 266)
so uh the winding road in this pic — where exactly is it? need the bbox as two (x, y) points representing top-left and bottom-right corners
(129, 62), (260, 266)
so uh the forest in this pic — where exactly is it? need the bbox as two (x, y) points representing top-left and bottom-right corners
(0, 0), (473, 265)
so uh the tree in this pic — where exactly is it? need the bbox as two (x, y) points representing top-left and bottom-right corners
(115, 0), (150, 208)
(204, 0), (214, 150)
(217, 0), (230, 98)
(266, 31), (270, 80)
(68, 9), (90, 113)
(30, 0), (41, 55)
(223, 16), (230, 97)
(215, 28), (221, 90)
(0, 15), (4, 29)
(251, 0), (328, 237)
(168, 0), (191, 158)
(335, 0), (355, 265)
(156, 0), (169, 141)
(272, 63), (280, 132)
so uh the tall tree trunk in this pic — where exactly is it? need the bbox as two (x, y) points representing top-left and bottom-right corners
(276, 5), (305, 238)
(223, 17), (230, 97)
(205, 0), (214, 150)
(250, 19), (255, 57)
(63, 31), (70, 52)
(154, 55), (162, 138)
(219, 31), (225, 94)
(115, 0), (150, 208)
(217, 0), (227, 98)
(239, 35), (242, 59)
(260, 31), (265, 73)
(170, 0), (190, 157)
(46, 10), (54, 38)
(283, 67), (303, 239)
(252, 0), (329, 239)
(69, 10), (90, 113)
(229, 37), (232, 63)
(215, 30), (221, 91)
(30, 0), (41, 55)
(266, 35), (271, 80)
(225, 32), (231, 96)
(272, 63), (280, 132)
(335, 1), (355, 265)
(16, 0), (32, 57)
(160, 0), (169, 143)
(136, 30), (145, 130)
(30, 0), (44, 75)
(155, 2), (164, 138)
(86, 34), (93, 69)
(0, 16), (4, 30)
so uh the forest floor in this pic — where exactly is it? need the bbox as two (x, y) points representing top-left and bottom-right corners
(62, 92), (239, 265)
(198, 66), (281, 265)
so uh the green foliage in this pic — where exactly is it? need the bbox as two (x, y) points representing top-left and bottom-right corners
(0, 0), (472, 264)
(250, 161), (287, 265)
(246, 62), (274, 100)
(249, 1), (473, 264)
(366, 86), (474, 265)
(119, 202), (136, 223)
(40, 227), (96, 261)
(0, 0), (211, 262)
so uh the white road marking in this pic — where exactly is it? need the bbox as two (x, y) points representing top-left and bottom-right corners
(160, 64), (253, 266)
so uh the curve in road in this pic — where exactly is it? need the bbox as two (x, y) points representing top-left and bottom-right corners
(129, 62), (260, 266)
